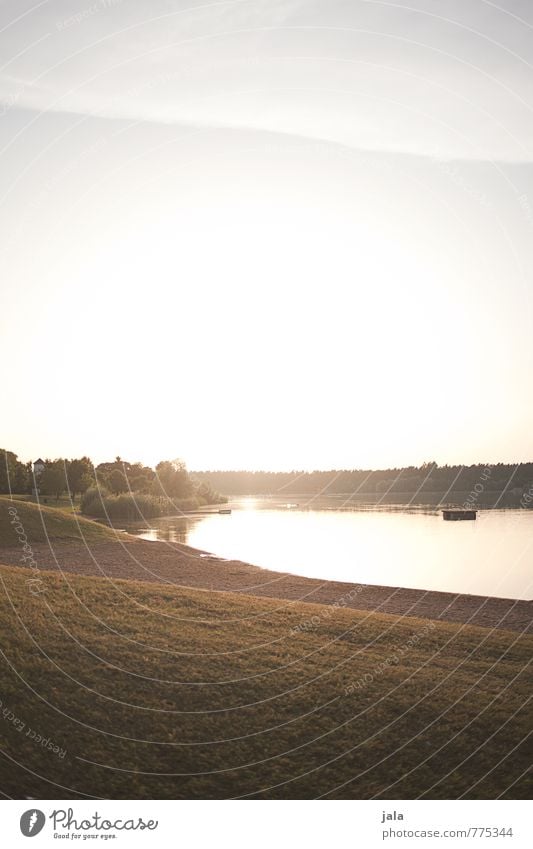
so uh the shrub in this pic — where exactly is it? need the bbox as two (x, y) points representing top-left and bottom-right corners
(80, 490), (204, 522)
(80, 487), (109, 517)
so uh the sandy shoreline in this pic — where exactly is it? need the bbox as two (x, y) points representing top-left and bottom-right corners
(1, 536), (531, 633)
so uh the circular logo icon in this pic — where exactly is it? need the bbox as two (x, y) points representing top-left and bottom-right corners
(20, 809), (46, 837)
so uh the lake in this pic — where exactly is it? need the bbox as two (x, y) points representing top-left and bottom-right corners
(133, 500), (533, 600)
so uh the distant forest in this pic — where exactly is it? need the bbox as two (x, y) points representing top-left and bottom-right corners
(193, 463), (533, 508)
(3, 451), (533, 509)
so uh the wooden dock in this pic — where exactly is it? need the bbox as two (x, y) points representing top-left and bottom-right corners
(442, 509), (477, 521)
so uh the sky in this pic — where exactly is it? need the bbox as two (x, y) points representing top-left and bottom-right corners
(1, 0), (533, 471)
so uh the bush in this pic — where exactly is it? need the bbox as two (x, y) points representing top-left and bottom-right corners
(80, 487), (109, 517)
(80, 489), (204, 522)
(194, 480), (228, 505)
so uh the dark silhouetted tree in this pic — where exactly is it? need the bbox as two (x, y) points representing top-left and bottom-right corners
(40, 460), (67, 500)
(108, 469), (127, 495)
(66, 457), (94, 498)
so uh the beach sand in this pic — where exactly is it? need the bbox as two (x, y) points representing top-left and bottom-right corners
(1, 536), (531, 632)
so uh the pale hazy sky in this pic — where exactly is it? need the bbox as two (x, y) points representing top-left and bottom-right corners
(1, 0), (532, 470)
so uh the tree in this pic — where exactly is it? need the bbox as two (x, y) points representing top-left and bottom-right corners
(108, 469), (127, 495)
(129, 474), (151, 493)
(0, 450), (33, 494)
(79, 473), (94, 495)
(153, 459), (193, 498)
(195, 480), (222, 504)
(40, 460), (67, 500)
(0, 449), (29, 494)
(66, 457), (94, 498)
(12, 461), (30, 494)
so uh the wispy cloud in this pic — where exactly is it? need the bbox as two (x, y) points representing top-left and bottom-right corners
(1, 0), (533, 160)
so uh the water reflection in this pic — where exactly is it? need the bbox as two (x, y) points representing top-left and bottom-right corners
(131, 517), (191, 544)
(129, 503), (533, 599)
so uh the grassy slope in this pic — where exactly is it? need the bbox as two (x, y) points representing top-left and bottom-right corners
(0, 562), (530, 800)
(0, 496), (120, 546)
(9, 494), (82, 514)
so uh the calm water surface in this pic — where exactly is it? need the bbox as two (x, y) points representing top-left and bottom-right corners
(135, 501), (533, 600)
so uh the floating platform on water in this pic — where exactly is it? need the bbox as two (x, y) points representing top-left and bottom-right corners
(442, 509), (477, 521)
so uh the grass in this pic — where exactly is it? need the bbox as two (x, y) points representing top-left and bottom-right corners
(8, 494), (82, 513)
(0, 561), (530, 799)
(0, 496), (121, 547)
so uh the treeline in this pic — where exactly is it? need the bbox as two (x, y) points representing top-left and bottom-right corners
(82, 458), (226, 520)
(193, 463), (533, 505)
(1, 450), (225, 518)
(0, 450), (32, 494)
